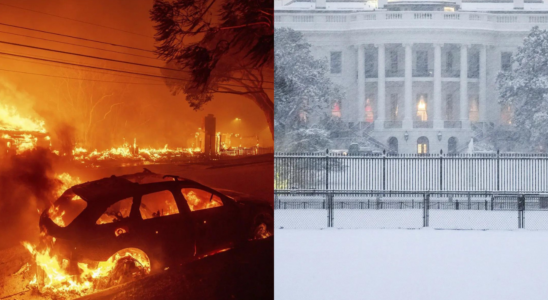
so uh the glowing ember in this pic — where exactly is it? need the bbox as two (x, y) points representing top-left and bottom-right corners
(23, 242), (150, 297)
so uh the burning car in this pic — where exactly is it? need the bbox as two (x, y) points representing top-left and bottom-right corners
(39, 171), (273, 275)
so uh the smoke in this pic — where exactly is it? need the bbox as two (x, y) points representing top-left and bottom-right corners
(0, 148), (61, 250)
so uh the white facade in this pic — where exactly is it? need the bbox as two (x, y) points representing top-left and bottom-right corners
(275, 0), (548, 153)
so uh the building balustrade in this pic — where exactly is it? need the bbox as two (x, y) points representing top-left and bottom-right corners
(384, 120), (403, 129)
(413, 121), (433, 128)
(275, 11), (548, 31)
(444, 121), (462, 128)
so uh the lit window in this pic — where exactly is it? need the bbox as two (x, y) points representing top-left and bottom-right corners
(97, 197), (133, 224)
(417, 94), (428, 121)
(469, 97), (479, 122)
(444, 7), (455, 11)
(365, 99), (374, 122)
(181, 188), (223, 211)
(140, 190), (179, 219)
(501, 104), (513, 124)
(299, 110), (308, 122)
(390, 94), (398, 121)
(417, 136), (429, 154)
(332, 102), (341, 118)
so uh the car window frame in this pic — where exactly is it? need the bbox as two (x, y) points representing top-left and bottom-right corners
(178, 186), (227, 212)
(94, 196), (137, 225)
(135, 187), (189, 220)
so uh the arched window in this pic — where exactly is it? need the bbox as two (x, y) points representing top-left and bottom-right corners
(417, 136), (429, 154)
(448, 137), (457, 154)
(388, 137), (398, 154)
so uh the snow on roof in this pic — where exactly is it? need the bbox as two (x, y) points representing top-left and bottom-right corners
(275, 0), (548, 11)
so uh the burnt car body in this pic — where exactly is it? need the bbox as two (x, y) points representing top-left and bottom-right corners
(40, 173), (273, 271)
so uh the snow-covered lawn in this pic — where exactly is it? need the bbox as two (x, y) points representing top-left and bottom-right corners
(276, 209), (548, 230)
(275, 229), (548, 300)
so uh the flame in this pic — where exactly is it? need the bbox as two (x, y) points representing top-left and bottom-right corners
(23, 242), (150, 297)
(0, 104), (46, 133)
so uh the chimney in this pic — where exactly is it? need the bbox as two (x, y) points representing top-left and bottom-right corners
(378, 0), (387, 9)
(316, 0), (326, 9)
(514, 0), (524, 9)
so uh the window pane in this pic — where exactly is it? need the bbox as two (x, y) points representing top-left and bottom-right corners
(330, 51), (342, 74)
(140, 190), (179, 220)
(182, 188), (223, 211)
(97, 197), (133, 224)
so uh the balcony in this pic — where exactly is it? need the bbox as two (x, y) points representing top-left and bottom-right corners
(384, 120), (403, 129)
(413, 121), (433, 128)
(413, 69), (433, 77)
(444, 121), (462, 128)
(274, 11), (548, 33)
(386, 69), (404, 77)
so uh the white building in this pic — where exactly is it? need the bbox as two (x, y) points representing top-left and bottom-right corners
(275, 0), (548, 153)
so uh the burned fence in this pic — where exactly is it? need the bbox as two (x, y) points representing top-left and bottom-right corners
(274, 190), (548, 230)
(274, 151), (548, 192)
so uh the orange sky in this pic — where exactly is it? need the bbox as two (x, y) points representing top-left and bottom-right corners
(0, 0), (273, 149)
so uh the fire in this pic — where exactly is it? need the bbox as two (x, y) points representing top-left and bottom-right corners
(48, 173), (83, 227)
(23, 241), (150, 297)
(254, 223), (273, 240)
(0, 104), (46, 133)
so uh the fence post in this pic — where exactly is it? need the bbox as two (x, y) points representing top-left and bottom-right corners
(485, 200), (488, 211)
(382, 150), (386, 192)
(496, 149), (500, 191)
(439, 149), (443, 191)
(423, 193), (430, 227)
(325, 149), (329, 191)
(456, 199), (459, 210)
(491, 195), (494, 211)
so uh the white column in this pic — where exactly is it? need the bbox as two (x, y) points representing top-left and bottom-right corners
(460, 44), (469, 129)
(479, 44), (487, 122)
(433, 43), (443, 129)
(376, 43), (386, 128)
(357, 45), (365, 122)
(404, 43), (413, 128)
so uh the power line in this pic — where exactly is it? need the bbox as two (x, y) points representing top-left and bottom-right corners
(0, 29), (159, 60)
(0, 51), (274, 91)
(0, 39), (275, 84)
(0, 54), (165, 83)
(0, 2), (153, 39)
(0, 67), (166, 85)
(0, 22), (154, 53)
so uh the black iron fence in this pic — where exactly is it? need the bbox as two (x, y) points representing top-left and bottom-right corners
(275, 190), (548, 230)
(274, 151), (548, 192)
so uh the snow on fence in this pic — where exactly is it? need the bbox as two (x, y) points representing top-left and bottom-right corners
(274, 152), (548, 192)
